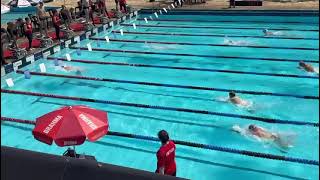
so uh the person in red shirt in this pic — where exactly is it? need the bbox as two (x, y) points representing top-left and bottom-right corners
(24, 17), (33, 51)
(52, 10), (61, 41)
(155, 130), (176, 176)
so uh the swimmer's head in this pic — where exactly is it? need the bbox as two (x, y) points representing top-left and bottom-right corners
(263, 29), (268, 33)
(248, 124), (257, 132)
(158, 130), (169, 144)
(229, 91), (236, 98)
(299, 61), (306, 67)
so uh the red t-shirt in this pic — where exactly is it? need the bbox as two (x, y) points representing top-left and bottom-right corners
(156, 140), (176, 175)
(25, 23), (32, 34)
(53, 15), (60, 26)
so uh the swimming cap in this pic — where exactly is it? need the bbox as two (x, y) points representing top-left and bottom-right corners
(263, 29), (268, 33)
(158, 130), (169, 144)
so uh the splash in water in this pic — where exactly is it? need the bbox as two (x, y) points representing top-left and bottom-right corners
(223, 36), (252, 46)
(143, 42), (178, 50)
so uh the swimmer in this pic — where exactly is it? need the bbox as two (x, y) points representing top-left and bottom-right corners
(298, 61), (319, 75)
(144, 41), (177, 50)
(228, 91), (251, 107)
(263, 29), (284, 36)
(263, 29), (274, 36)
(232, 124), (295, 151)
(224, 36), (251, 46)
(59, 65), (84, 75)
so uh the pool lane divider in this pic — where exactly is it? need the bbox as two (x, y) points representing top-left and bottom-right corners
(120, 23), (319, 32)
(47, 57), (318, 79)
(90, 37), (319, 51)
(2, 89), (319, 127)
(136, 18), (319, 25)
(71, 47), (318, 63)
(15, 70), (319, 100)
(112, 30), (319, 41)
(1, 116), (319, 166)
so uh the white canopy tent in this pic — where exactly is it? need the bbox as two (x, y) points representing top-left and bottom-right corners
(7, 0), (31, 7)
(1, 4), (10, 14)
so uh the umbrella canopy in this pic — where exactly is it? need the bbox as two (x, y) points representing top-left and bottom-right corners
(32, 105), (109, 147)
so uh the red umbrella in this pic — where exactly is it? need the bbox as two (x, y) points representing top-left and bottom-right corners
(32, 105), (109, 147)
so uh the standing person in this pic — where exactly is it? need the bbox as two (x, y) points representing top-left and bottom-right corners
(119, 0), (126, 13)
(36, 2), (49, 37)
(1, 29), (7, 65)
(6, 22), (18, 48)
(24, 17), (33, 51)
(98, 0), (110, 18)
(80, 0), (90, 22)
(52, 10), (61, 41)
(60, 5), (72, 30)
(155, 130), (177, 176)
(115, 0), (119, 11)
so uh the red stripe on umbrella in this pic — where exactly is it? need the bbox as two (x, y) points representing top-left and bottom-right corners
(32, 105), (109, 147)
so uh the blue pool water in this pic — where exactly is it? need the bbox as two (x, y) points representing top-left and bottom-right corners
(1, 10), (319, 180)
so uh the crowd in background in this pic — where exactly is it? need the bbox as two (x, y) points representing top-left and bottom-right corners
(1, 0), (128, 66)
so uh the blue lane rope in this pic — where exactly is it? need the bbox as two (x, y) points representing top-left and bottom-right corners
(112, 30), (319, 41)
(15, 70), (319, 100)
(2, 89), (319, 127)
(1, 117), (318, 166)
(136, 18), (319, 25)
(90, 37), (318, 51)
(72, 47), (319, 64)
(121, 23), (319, 32)
(48, 57), (318, 79)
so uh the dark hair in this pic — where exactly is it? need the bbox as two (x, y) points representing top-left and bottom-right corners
(25, 17), (30, 21)
(248, 124), (256, 131)
(229, 91), (236, 98)
(158, 130), (169, 144)
(39, 2), (44, 5)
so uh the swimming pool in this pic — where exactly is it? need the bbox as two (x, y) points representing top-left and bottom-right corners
(1, 10), (319, 180)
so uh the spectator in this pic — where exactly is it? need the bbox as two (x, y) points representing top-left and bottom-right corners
(119, 0), (127, 13)
(52, 10), (61, 41)
(69, 8), (76, 20)
(89, 0), (97, 25)
(6, 22), (18, 48)
(36, 2), (49, 37)
(1, 29), (7, 65)
(98, 0), (110, 18)
(60, 5), (72, 30)
(115, 0), (119, 11)
(155, 130), (177, 176)
(16, 18), (25, 37)
(24, 17), (33, 51)
(80, 0), (90, 22)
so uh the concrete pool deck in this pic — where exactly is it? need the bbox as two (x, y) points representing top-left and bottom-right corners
(45, 0), (319, 10)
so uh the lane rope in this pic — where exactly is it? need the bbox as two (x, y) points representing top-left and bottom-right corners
(47, 57), (318, 79)
(1, 117), (318, 166)
(112, 30), (319, 40)
(90, 37), (318, 51)
(2, 89), (319, 127)
(16, 69), (319, 100)
(121, 23), (319, 32)
(135, 18), (319, 25)
(71, 47), (319, 63)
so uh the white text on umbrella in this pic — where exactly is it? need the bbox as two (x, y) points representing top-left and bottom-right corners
(79, 114), (98, 130)
(43, 115), (63, 134)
